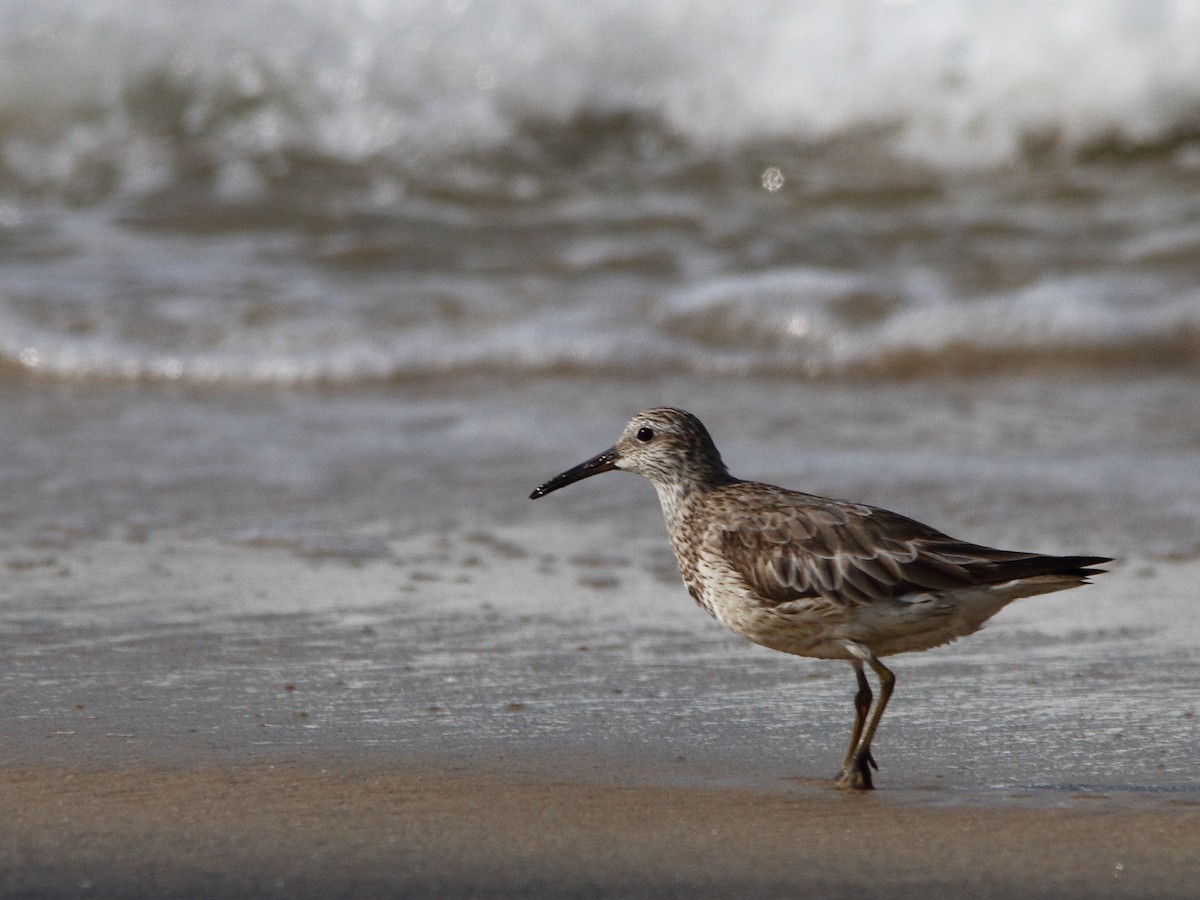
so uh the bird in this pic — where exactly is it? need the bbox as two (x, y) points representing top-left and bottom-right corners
(529, 407), (1109, 790)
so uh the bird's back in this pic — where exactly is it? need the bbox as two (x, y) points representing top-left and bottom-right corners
(667, 480), (1108, 659)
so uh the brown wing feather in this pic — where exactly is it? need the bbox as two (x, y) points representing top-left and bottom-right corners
(713, 485), (1107, 608)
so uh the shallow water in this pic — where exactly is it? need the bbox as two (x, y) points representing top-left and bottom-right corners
(1, 378), (1198, 799)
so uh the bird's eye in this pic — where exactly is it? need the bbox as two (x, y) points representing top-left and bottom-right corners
(636, 426), (655, 443)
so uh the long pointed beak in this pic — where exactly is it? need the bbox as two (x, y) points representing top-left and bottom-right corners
(529, 447), (621, 499)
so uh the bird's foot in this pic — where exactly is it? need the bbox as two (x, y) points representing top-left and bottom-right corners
(835, 749), (878, 791)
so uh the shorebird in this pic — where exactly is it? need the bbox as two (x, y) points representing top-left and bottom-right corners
(530, 407), (1109, 789)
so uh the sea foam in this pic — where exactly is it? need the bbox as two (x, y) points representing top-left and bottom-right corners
(2, 0), (1200, 202)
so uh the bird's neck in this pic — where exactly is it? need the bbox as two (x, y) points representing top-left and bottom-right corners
(651, 478), (690, 527)
(651, 469), (736, 529)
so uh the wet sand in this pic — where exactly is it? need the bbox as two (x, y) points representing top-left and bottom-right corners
(2, 526), (1199, 898)
(2, 381), (1198, 896)
(3, 759), (1198, 899)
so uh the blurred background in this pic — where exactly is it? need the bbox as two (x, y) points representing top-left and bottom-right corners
(0, 0), (1197, 785)
(2, 0), (1199, 388)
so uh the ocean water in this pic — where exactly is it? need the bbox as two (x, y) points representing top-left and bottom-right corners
(1, 1), (1198, 795)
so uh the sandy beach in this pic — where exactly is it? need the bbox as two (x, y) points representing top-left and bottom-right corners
(2, 505), (1198, 897)
(3, 759), (1199, 899)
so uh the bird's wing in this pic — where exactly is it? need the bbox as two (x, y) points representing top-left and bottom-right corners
(712, 492), (1012, 607)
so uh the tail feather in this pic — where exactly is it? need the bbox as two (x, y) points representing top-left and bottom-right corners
(963, 553), (1111, 586)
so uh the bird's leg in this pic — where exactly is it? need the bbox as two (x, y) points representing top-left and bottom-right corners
(837, 662), (876, 782)
(836, 650), (894, 791)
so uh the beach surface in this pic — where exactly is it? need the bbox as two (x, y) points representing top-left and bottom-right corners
(2, 499), (1199, 897)
(5, 759), (1200, 899)
(2, 377), (1199, 898)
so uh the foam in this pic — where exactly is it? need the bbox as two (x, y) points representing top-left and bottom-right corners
(3, 273), (1198, 385)
(3, 0), (1200, 201)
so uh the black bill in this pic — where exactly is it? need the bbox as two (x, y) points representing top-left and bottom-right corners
(529, 447), (621, 499)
